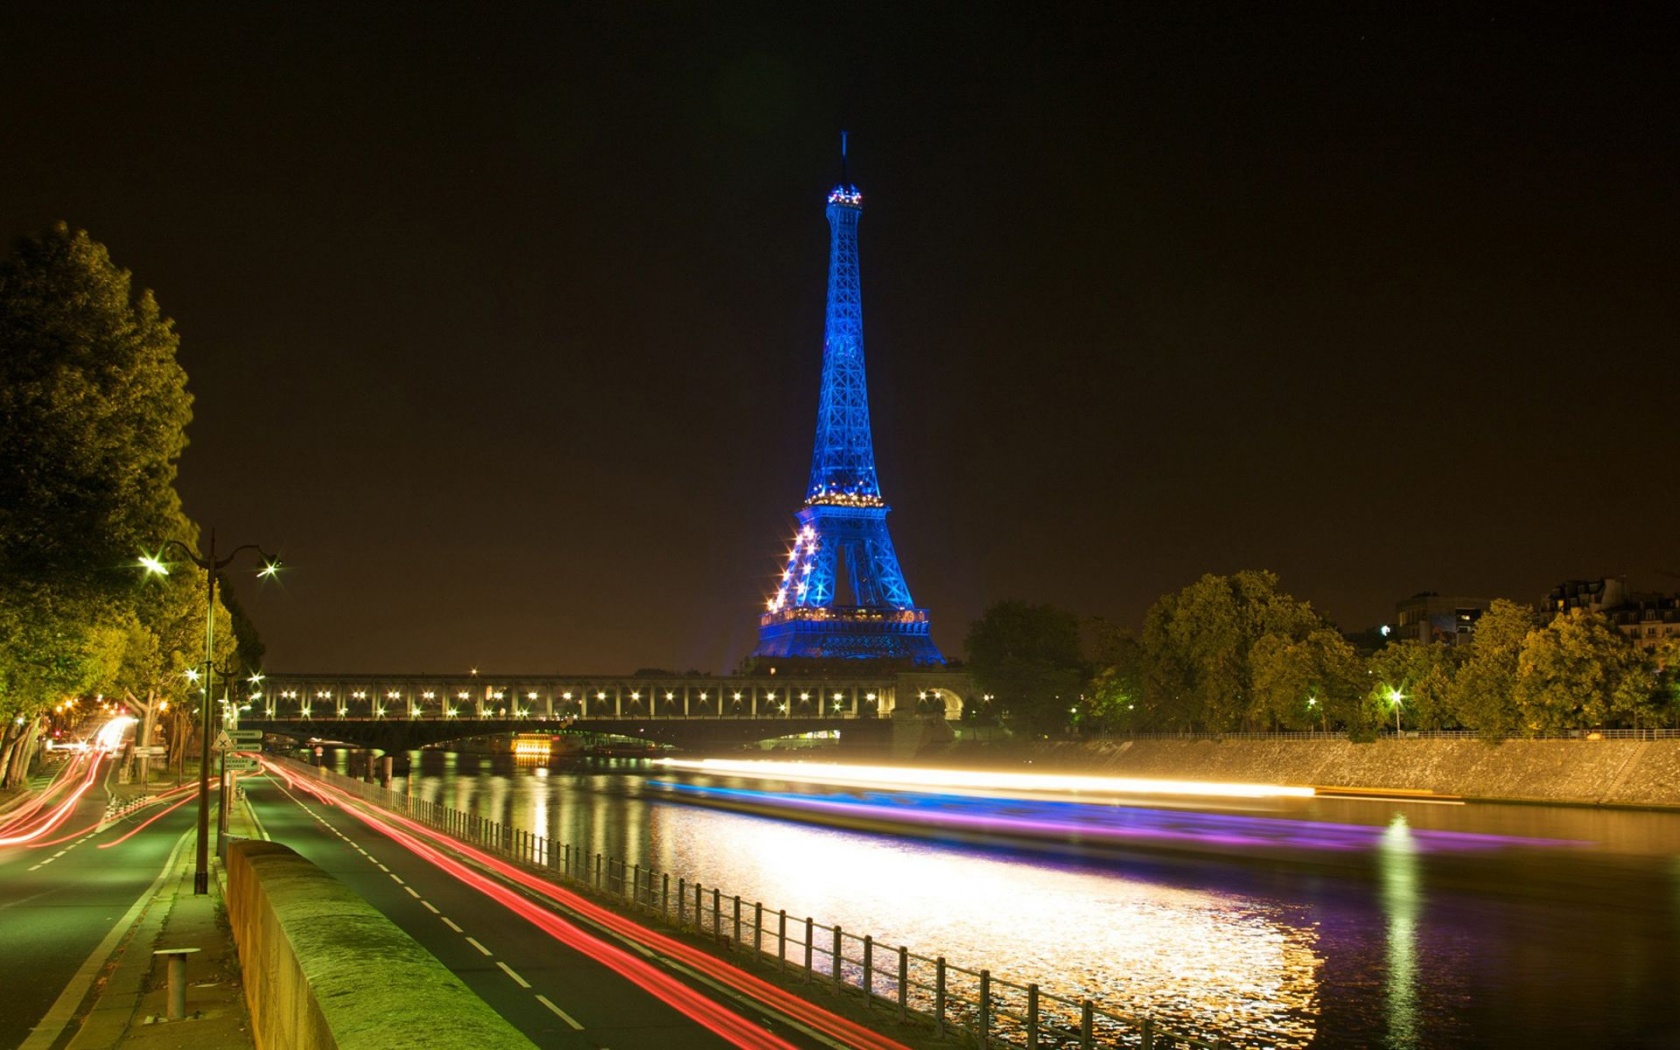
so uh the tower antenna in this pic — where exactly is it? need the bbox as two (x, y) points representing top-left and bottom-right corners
(840, 130), (849, 183)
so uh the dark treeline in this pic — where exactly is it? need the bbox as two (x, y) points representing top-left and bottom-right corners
(964, 571), (1677, 741)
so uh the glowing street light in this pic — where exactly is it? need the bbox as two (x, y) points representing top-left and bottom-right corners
(138, 531), (280, 896)
(1387, 687), (1405, 734)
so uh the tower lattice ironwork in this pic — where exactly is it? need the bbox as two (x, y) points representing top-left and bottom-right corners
(754, 139), (943, 666)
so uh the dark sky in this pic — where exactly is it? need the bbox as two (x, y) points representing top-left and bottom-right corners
(3, 3), (1676, 674)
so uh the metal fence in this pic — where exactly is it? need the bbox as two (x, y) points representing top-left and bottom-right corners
(1083, 728), (1680, 742)
(278, 756), (1240, 1050)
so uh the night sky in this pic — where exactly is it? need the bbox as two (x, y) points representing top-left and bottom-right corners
(3, 4), (1675, 674)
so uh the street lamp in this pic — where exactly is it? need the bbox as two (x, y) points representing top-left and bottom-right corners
(1387, 687), (1405, 735)
(139, 529), (279, 895)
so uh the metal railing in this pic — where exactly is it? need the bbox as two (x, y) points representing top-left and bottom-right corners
(280, 756), (1242, 1050)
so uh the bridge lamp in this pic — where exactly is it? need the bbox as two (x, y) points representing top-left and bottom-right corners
(411, 706), (422, 718)
(630, 691), (641, 702)
(596, 691), (606, 701)
(300, 705), (311, 719)
(665, 691), (674, 702)
(337, 706), (347, 718)
(375, 706), (385, 718)
(732, 691), (741, 701)
(562, 691), (573, 701)
(423, 691), (435, 700)
(447, 707), (458, 718)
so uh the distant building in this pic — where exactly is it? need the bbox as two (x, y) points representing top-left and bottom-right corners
(1393, 593), (1490, 646)
(1544, 577), (1680, 651)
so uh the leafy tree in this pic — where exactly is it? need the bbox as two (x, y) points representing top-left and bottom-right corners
(1251, 627), (1365, 732)
(1139, 570), (1326, 732)
(1514, 608), (1655, 733)
(1450, 599), (1535, 740)
(1367, 640), (1462, 731)
(0, 224), (199, 779)
(1082, 631), (1146, 733)
(964, 600), (1088, 736)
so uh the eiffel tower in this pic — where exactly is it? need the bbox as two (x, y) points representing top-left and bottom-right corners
(753, 137), (944, 666)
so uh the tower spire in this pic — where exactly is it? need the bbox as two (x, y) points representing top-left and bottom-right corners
(752, 145), (943, 666)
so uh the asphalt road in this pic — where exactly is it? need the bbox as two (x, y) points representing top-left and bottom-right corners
(244, 772), (839, 1050)
(0, 758), (199, 1050)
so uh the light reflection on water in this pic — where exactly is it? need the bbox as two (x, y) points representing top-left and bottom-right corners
(364, 751), (1680, 1049)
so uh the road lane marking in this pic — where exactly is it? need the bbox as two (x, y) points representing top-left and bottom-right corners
(422, 900), (440, 913)
(404, 886), (421, 898)
(536, 995), (585, 1030)
(442, 917), (463, 932)
(466, 936), (492, 956)
(376, 862), (389, 871)
(389, 872), (404, 883)
(496, 961), (531, 988)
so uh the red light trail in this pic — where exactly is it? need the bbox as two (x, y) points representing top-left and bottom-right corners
(263, 760), (913, 1050)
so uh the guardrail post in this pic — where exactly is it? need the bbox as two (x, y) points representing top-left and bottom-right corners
(804, 917), (814, 980)
(662, 872), (669, 916)
(695, 882), (704, 931)
(677, 877), (686, 923)
(862, 935), (873, 1002)
(1142, 1017), (1154, 1050)
(935, 957), (946, 1036)
(632, 863), (641, 906)
(1026, 982), (1039, 1050)
(712, 887), (721, 937)
(732, 895), (742, 944)
(897, 946), (908, 1022)
(1080, 999), (1093, 1050)
(778, 910), (787, 972)
(832, 926), (844, 993)
(753, 902), (763, 956)
(979, 969), (991, 1050)
(563, 843), (571, 878)
(594, 852), (602, 889)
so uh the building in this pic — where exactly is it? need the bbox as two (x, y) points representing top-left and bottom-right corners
(1545, 577), (1680, 651)
(1393, 593), (1490, 646)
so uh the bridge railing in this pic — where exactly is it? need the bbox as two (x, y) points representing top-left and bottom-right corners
(278, 756), (1245, 1050)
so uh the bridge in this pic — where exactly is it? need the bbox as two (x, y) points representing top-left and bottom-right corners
(241, 670), (973, 750)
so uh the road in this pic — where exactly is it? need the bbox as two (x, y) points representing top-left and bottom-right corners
(243, 769), (898, 1050)
(0, 755), (199, 1050)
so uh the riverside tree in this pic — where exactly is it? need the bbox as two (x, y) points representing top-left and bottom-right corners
(964, 600), (1089, 735)
(1139, 570), (1329, 732)
(1514, 608), (1656, 733)
(0, 224), (206, 785)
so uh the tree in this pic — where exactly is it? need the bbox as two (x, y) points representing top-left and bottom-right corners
(0, 224), (197, 778)
(1083, 631), (1146, 733)
(1450, 599), (1535, 740)
(1514, 608), (1655, 733)
(1251, 627), (1366, 732)
(964, 601), (1088, 736)
(1139, 570), (1326, 732)
(1367, 640), (1462, 732)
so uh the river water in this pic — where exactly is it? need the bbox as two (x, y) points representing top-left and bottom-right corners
(346, 749), (1680, 1049)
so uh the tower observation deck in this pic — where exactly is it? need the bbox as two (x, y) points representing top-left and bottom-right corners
(753, 138), (944, 666)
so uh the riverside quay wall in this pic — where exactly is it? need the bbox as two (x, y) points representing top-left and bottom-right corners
(1016, 737), (1680, 808)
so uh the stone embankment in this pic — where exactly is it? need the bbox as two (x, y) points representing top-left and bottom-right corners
(1010, 737), (1680, 808)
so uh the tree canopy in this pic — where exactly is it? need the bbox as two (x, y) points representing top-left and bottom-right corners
(0, 224), (232, 785)
(963, 600), (1089, 735)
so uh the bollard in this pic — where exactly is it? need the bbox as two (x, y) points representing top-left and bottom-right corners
(153, 947), (199, 1021)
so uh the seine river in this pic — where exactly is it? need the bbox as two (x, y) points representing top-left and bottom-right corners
(342, 749), (1680, 1050)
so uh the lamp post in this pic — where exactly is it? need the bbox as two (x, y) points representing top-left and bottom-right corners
(1387, 687), (1405, 735)
(140, 529), (278, 895)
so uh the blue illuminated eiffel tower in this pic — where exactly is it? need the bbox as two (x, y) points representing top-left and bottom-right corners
(754, 138), (944, 666)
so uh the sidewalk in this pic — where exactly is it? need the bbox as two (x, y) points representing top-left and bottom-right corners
(61, 793), (259, 1050)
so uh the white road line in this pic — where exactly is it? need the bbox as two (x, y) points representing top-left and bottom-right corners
(465, 936), (492, 956)
(389, 872), (404, 883)
(496, 961), (531, 988)
(442, 917), (464, 933)
(422, 901), (440, 914)
(403, 886), (420, 898)
(536, 995), (585, 1030)
(376, 862), (389, 871)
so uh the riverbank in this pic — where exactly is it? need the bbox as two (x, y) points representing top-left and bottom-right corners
(961, 737), (1680, 808)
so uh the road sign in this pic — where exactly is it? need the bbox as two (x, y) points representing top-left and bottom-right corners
(131, 745), (166, 757)
(229, 729), (264, 744)
(223, 756), (259, 773)
(212, 731), (234, 752)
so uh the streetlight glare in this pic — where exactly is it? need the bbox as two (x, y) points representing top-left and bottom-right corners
(138, 553), (169, 576)
(258, 559), (281, 578)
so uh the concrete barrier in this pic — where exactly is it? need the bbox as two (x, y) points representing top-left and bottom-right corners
(225, 840), (539, 1050)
